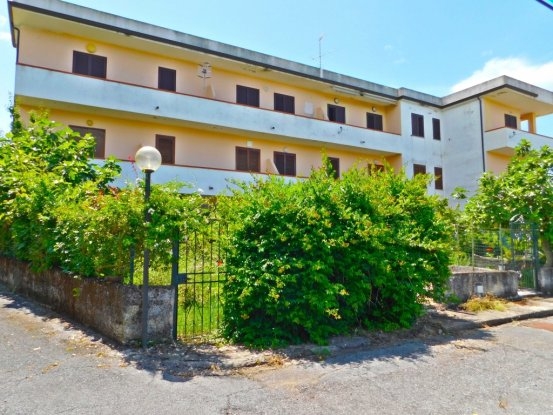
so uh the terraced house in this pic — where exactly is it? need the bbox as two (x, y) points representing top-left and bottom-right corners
(7, 0), (553, 200)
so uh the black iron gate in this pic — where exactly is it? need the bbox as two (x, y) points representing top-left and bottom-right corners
(171, 216), (227, 342)
(508, 216), (540, 289)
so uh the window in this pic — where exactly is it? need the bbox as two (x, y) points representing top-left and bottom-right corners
(413, 163), (426, 176)
(236, 85), (260, 107)
(328, 104), (346, 123)
(274, 93), (295, 114)
(434, 167), (443, 190)
(69, 125), (106, 159)
(411, 113), (424, 137)
(366, 113), (383, 131)
(368, 163), (385, 174)
(236, 146), (260, 172)
(72, 51), (107, 78)
(505, 114), (517, 129)
(158, 67), (176, 91)
(432, 118), (441, 140)
(328, 157), (340, 179)
(155, 134), (175, 164)
(274, 151), (296, 176)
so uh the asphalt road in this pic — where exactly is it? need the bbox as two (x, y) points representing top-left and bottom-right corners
(2, 289), (553, 415)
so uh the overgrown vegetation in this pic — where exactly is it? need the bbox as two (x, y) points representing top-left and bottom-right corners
(465, 140), (553, 267)
(461, 294), (508, 313)
(220, 161), (454, 347)
(0, 109), (205, 279)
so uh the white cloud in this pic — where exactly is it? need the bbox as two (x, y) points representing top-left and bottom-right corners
(0, 15), (7, 26)
(450, 57), (553, 93)
(0, 32), (11, 42)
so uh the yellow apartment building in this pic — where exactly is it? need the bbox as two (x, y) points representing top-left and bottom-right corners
(7, 0), (553, 200)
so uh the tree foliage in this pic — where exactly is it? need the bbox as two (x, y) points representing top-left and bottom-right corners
(220, 160), (453, 347)
(465, 140), (553, 266)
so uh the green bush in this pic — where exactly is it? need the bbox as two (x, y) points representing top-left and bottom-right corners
(220, 160), (453, 347)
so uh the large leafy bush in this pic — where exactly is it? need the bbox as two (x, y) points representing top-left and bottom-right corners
(220, 161), (453, 347)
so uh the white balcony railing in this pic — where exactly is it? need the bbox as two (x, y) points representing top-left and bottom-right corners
(485, 127), (552, 155)
(15, 64), (402, 155)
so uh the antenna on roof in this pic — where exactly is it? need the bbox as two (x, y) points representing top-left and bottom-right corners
(319, 34), (324, 78)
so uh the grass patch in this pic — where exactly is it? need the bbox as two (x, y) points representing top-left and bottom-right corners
(460, 294), (508, 313)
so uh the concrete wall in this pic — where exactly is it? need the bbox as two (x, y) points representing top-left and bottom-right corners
(0, 256), (174, 344)
(447, 267), (519, 302)
(538, 267), (553, 295)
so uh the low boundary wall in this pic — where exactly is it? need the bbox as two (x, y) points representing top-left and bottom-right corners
(448, 266), (519, 302)
(0, 257), (174, 344)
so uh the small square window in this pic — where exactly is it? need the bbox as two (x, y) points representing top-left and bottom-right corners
(274, 151), (296, 176)
(72, 51), (107, 78)
(274, 93), (295, 114)
(328, 104), (346, 124)
(237, 85), (260, 107)
(70, 125), (106, 159)
(505, 114), (517, 129)
(413, 163), (426, 176)
(236, 146), (261, 172)
(367, 113), (383, 131)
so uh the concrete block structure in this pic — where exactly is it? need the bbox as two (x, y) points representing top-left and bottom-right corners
(7, 0), (553, 200)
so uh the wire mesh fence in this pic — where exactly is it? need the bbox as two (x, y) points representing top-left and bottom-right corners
(452, 223), (540, 289)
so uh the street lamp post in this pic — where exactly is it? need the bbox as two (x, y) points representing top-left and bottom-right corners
(135, 146), (162, 348)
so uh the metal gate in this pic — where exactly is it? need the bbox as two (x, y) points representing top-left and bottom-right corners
(171, 216), (227, 342)
(508, 216), (539, 289)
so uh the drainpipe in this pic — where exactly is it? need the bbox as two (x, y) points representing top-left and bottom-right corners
(478, 97), (486, 172)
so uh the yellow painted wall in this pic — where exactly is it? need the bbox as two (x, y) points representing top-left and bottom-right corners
(483, 98), (519, 131)
(17, 26), (398, 134)
(486, 153), (511, 175)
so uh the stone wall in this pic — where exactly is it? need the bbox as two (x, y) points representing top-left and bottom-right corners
(447, 266), (519, 302)
(0, 256), (174, 344)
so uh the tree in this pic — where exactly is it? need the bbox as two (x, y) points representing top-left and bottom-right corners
(465, 140), (553, 267)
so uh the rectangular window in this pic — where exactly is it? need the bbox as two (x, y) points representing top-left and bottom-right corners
(328, 157), (340, 179)
(434, 167), (443, 190)
(432, 118), (441, 140)
(328, 104), (346, 124)
(274, 151), (296, 176)
(411, 113), (424, 137)
(155, 134), (175, 165)
(236, 146), (261, 172)
(366, 113), (383, 131)
(368, 163), (385, 174)
(158, 67), (176, 91)
(69, 125), (106, 159)
(413, 163), (426, 176)
(236, 85), (260, 107)
(274, 93), (295, 114)
(505, 114), (517, 128)
(72, 51), (107, 78)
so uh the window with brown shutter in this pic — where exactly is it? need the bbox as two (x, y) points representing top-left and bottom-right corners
(158, 67), (176, 91)
(413, 163), (426, 176)
(366, 113), (383, 131)
(505, 114), (517, 128)
(328, 104), (346, 124)
(72, 51), (107, 78)
(274, 151), (296, 176)
(236, 146), (260, 172)
(328, 157), (340, 179)
(236, 85), (260, 107)
(434, 167), (443, 190)
(411, 113), (424, 137)
(155, 134), (175, 164)
(274, 93), (295, 114)
(432, 118), (441, 140)
(69, 125), (106, 159)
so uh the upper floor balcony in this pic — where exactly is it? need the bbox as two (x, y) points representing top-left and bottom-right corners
(14, 64), (402, 156)
(484, 127), (553, 155)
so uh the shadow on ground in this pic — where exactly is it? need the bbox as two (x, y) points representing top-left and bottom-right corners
(0, 285), (501, 382)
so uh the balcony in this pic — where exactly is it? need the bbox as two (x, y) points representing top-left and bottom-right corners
(15, 64), (402, 155)
(485, 127), (553, 155)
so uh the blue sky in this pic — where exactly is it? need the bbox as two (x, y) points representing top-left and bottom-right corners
(1, 0), (553, 136)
